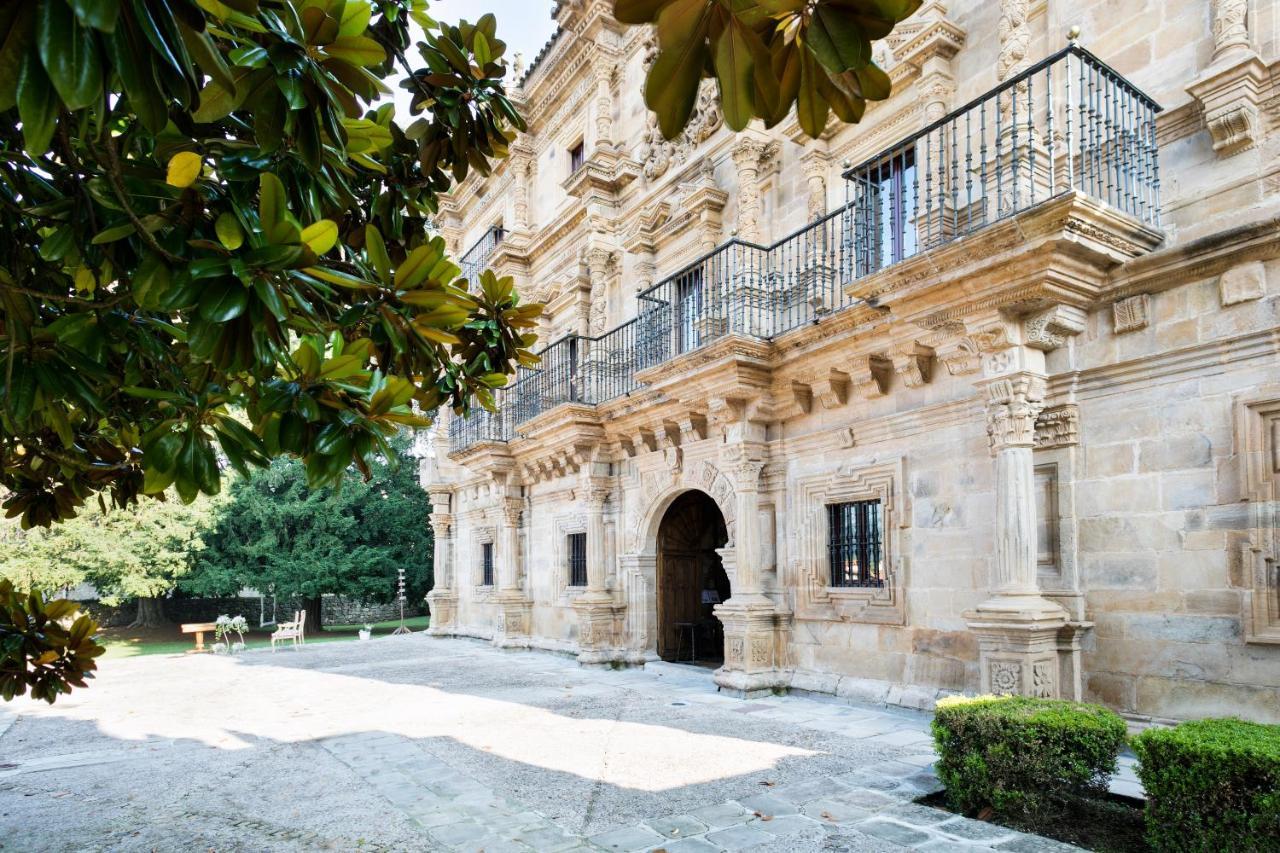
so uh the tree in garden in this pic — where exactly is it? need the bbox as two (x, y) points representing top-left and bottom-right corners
(0, 0), (534, 701)
(0, 0), (539, 532)
(185, 434), (431, 631)
(614, 0), (921, 138)
(0, 493), (218, 627)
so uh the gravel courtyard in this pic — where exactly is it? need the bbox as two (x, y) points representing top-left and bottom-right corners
(0, 636), (1081, 852)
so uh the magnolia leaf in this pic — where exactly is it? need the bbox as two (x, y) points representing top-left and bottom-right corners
(166, 152), (204, 188)
(215, 212), (244, 250)
(300, 220), (339, 255)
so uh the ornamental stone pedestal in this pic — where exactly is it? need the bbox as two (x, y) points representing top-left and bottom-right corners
(494, 497), (532, 648)
(425, 488), (457, 636)
(574, 481), (624, 666)
(964, 329), (1069, 698)
(713, 442), (785, 697)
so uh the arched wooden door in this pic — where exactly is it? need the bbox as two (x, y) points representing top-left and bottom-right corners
(656, 491), (730, 663)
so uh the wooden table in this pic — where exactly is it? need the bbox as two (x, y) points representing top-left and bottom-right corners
(181, 622), (218, 653)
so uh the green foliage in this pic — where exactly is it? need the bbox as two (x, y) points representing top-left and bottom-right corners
(931, 695), (1128, 827)
(0, 491), (217, 603)
(0, 0), (541, 529)
(1132, 718), (1280, 852)
(615, 0), (920, 139)
(185, 433), (432, 619)
(0, 579), (105, 703)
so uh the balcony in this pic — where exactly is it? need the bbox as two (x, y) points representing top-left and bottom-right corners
(459, 225), (507, 284)
(449, 44), (1161, 454)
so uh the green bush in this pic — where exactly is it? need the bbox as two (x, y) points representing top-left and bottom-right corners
(1132, 718), (1280, 852)
(931, 694), (1128, 826)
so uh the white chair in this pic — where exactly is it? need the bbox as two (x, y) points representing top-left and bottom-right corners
(270, 609), (307, 651)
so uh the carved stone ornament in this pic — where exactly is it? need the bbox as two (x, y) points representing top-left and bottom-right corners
(990, 659), (1021, 693)
(637, 35), (723, 181)
(1112, 293), (1150, 334)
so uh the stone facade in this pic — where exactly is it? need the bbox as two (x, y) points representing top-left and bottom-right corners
(423, 0), (1280, 722)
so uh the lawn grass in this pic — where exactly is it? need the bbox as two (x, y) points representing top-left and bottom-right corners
(99, 614), (430, 659)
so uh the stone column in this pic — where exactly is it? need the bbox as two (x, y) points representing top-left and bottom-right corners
(425, 488), (457, 635)
(574, 481), (620, 665)
(714, 442), (782, 697)
(964, 316), (1070, 698)
(509, 143), (534, 232)
(1211, 0), (1251, 64)
(593, 57), (616, 151)
(494, 496), (531, 647)
(731, 138), (768, 243)
(800, 149), (829, 222)
(585, 245), (613, 337)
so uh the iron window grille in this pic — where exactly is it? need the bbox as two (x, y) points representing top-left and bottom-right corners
(481, 542), (494, 587)
(568, 532), (587, 587)
(827, 500), (885, 588)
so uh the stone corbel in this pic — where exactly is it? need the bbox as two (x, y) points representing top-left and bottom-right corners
(1023, 305), (1086, 352)
(851, 354), (893, 399)
(891, 343), (935, 388)
(812, 368), (850, 408)
(631, 428), (657, 454)
(773, 380), (813, 421)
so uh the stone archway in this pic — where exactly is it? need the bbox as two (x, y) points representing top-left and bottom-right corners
(655, 491), (730, 663)
(619, 460), (738, 663)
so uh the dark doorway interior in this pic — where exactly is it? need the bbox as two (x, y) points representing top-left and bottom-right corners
(656, 491), (730, 665)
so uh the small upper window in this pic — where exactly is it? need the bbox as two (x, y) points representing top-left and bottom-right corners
(567, 532), (587, 587)
(481, 542), (494, 587)
(827, 500), (884, 588)
(569, 142), (585, 174)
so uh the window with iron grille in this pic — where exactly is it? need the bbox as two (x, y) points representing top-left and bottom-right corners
(569, 141), (585, 174)
(567, 532), (587, 587)
(827, 500), (884, 587)
(481, 542), (494, 586)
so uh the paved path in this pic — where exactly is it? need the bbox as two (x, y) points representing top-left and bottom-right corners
(0, 636), (1094, 852)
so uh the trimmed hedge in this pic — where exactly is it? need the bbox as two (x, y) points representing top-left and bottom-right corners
(931, 694), (1128, 826)
(1132, 718), (1280, 852)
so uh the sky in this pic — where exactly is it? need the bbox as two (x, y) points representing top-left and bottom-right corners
(391, 1), (560, 116)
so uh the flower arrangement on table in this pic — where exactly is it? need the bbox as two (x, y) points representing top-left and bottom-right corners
(213, 615), (249, 655)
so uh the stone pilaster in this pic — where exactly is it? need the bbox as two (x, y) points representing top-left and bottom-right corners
(585, 245), (615, 337)
(574, 480), (623, 665)
(964, 314), (1070, 698)
(425, 488), (457, 635)
(714, 442), (785, 697)
(494, 496), (531, 647)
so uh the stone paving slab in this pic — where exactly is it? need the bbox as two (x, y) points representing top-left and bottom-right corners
(0, 635), (1118, 852)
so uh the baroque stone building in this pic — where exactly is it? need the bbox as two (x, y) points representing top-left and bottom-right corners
(421, 0), (1280, 723)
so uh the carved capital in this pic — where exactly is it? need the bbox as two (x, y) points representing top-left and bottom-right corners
(982, 372), (1047, 453)
(500, 498), (523, 529)
(721, 443), (767, 490)
(430, 513), (454, 537)
(1035, 404), (1080, 449)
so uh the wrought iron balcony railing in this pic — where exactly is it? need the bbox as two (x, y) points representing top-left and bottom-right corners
(459, 225), (507, 284)
(448, 44), (1159, 453)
